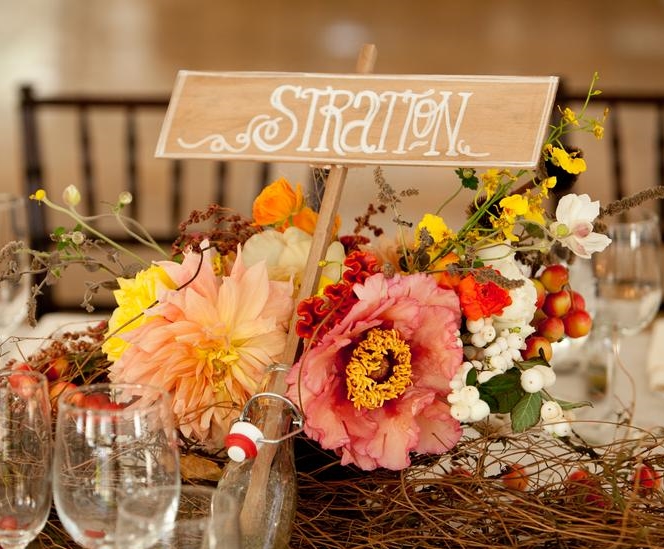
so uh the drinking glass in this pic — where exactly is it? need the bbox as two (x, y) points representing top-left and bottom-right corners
(116, 485), (240, 549)
(0, 370), (52, 549)
(53, 383), (180, 549)
(0, 195), (30, 339)
(591, 208), (662, 412)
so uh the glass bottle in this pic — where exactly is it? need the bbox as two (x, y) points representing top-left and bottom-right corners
(217, 364), (298, 549)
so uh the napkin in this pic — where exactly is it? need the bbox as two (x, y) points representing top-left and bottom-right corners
(646, 317), (664, 393)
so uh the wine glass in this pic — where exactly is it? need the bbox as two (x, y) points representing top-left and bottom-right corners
(0, 195), (30, 340)
(53, 383), (180, 549)
(0, 370), (52, 549)
(590, 208), (662, 415)
(116, 485), (240, 549)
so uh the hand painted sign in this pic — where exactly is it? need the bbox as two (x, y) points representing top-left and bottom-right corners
(156, 71), (558, 168)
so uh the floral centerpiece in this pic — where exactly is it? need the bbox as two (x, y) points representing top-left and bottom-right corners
(3, 74), (664, 548)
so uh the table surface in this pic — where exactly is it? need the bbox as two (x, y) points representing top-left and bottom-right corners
(5, 312), (663, 432)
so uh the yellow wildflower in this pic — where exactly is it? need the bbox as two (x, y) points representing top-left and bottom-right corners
(480, 169), (502, 198)
(549, 146), (587, 175)
(560, 106), (580, 126)
(592, 120), (604, 140)
(416, 213), (454, 246)
(491, 215), (519, 242)
(539, 176), (557, 198)
(30, 189), (46, 202)
(499, 194), (529, 220)
(524, 191), (546, 225)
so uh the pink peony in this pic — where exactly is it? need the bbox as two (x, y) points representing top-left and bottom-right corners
(108, 242), (294, 448)
(285, 272), (463, 471)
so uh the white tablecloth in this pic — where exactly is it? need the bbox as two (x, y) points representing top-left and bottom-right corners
(3, 313), (663, 434)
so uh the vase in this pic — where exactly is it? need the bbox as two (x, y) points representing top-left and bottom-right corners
(217, 364), (297, 549)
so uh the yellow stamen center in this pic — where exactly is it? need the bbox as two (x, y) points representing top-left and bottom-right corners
(345, 327), (413, 410)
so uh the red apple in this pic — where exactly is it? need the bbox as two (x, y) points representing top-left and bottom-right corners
(501, 463), (529, 491)
(631, 463), (662, 496)
(522, 336), (553, 361)
(542, 290), (572, 318)
(565, 469), (610, 508)
(82, 393), (113, 410)
(539, 264), (569, 293)
(563, 309), (592, 338)
(536, 316), (565, 342)
(531, 278), (546, 309)
(0, 515), (18, 530)
(49, 381), (78, 406)
(570, 290), (586, 311)
(44, 356), (70, 382)
(7, 371), (40, 399)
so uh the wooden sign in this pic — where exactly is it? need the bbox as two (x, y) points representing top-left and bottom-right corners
(156, 71), (558, 168)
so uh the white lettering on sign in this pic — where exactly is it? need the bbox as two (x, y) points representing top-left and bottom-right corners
(157, 72), (559, 167)
(175, 85), (489, 159)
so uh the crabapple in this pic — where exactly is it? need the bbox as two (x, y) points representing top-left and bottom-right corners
(536, 316), (565, 342)
(631, 463), (662, 496)
(542, 290), (572, 318)
(522, 336), (553, 361)
(563, 309), (592, 338)
(44, 356), (70, 381)
(501, 463), (529, 491)
(531, 278), (546, 308)
(539, 264), (569, 293)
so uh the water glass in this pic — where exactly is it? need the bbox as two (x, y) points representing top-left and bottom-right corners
(53, 383), (180, 549)
(116, 485), (240, 549)
(0, 370), (52, 549)
(0, 195), (30, 338)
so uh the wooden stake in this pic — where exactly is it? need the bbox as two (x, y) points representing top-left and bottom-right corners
(238, 44), (378, 540)
(280, 42), (378, 375)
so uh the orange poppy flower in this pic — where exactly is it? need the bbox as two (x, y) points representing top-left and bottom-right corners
(252, 177), (304, 228)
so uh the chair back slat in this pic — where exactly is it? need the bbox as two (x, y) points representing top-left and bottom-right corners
(78, 106), (97, 215)
(18, 84), (272, 315)
(125, 106), (138, 219)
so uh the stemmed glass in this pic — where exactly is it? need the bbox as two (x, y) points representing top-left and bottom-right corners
(53, 383), (181, 549)
(591, 208), (662, 416)
(116, 485), (240, 549)
(0, 195), (30, 341)
(0, 370), (52, 549)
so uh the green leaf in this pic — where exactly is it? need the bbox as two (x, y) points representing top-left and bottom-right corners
(556, 399), (593, 411)
(511, 392), (542, 433)
(478, 369), (524, 414)
(454, 167), (479, 190)
(515, 355), (551, 369)
(53, 226), (65, 237)
(523, 222), (545, 239)
(465, 367), (477, 386)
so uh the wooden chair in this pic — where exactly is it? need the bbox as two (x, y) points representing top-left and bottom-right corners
(556, 86), (664, 219)
(19, 84), (272, 314)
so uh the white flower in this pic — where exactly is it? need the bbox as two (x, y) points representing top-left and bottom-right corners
(549, 193), (611, 259)
(476, 243), (538, 337)
(242, 227), (345, 288)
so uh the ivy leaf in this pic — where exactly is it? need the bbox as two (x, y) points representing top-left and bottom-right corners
(454, 168), (479, 190)
(511, 392), (542, 433)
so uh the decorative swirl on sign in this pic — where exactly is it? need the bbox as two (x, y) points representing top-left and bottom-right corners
(456, 140), (490, 158)
(177, 114), (294, 153)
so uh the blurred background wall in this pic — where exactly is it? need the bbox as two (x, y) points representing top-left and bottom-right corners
(1, 0), (663, 235)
